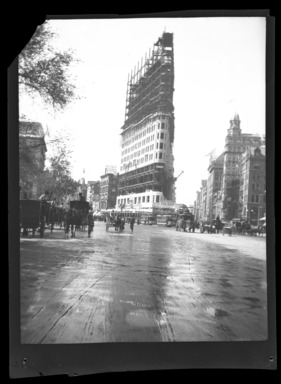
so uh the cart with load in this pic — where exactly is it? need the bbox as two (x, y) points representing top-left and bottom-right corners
(105, 215), (125, 232)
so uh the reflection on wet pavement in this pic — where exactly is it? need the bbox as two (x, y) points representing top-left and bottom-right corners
(20, 222), (267, 343)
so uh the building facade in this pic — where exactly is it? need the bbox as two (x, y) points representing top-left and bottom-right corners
(199, 179), (208, 221)
(221, 114), (264, 221)
(239, 146), (266, 224)
(19, 121), (47, 199)
(100, 173), (118, 211)
(86, 180), (100, 210)
(116, 32), (176, 213)
(206, 153), (224, 220)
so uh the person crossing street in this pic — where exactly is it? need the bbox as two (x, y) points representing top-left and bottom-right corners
(130, 217), (135, 233)
(87, 210), (95, 238)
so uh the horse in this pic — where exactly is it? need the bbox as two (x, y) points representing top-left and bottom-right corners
(176, 218), (187, 232)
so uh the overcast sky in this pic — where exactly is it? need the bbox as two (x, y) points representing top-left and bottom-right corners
(20, 17), (266, 205)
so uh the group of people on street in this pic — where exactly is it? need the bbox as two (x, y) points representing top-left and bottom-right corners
(107, 210), (135, 233)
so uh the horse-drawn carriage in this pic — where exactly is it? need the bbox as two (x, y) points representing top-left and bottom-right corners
(222, 225), (233, 236)
(176, 212), (195, 232)
(200, 221), (216, 234)
(105, 215), (125, 232)
(64, 200), (89, 238)
(20, 199), (48, 238)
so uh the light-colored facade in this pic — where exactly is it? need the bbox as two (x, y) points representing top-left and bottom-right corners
(86, 180), (100, 210)
(117, 32), (176, 213)
(207, 153), (224, 220)
(221, 114), (264, 221)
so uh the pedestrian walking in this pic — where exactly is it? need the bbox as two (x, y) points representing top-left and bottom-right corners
(130, 217), (135, 233)
(87, 210), (95, 238)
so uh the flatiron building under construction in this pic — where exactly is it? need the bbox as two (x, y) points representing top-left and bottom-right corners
(116, 32), (176, 214)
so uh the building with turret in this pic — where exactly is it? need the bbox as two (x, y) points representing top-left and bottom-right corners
(194, 113), (265, 222)
(116, 32), (176, 215)
(221, 113), (264, 220)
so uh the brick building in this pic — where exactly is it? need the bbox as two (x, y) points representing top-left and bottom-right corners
(19, 121), (47, 199)
(100, 173), (118, 211)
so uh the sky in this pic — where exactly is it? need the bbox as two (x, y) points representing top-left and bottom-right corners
(19, 17), (266, 206)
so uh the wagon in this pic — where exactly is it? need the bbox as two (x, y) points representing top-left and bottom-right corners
(20, 200), (48, 238)
(105, 216), (125, 232)
(200, 222), (216, 234)
(222, 226), (233, 236)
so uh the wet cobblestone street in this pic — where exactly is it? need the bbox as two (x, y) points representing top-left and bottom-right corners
(20, 221), (267, 343)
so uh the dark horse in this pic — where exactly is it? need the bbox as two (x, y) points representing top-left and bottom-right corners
(64, 209), (81, 238)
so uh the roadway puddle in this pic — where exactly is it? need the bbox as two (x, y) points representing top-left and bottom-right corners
(125, 309), (156, 327)
(205, 307), (229, 318)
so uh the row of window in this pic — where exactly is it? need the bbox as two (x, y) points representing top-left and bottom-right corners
(251, 194), (266, 203)
(252, 183), (265, 192)
(122, 131), (167, 156)
(121, 152), (166, 171)
(121, 141), (168, 164)
(122, 120), (167, 148)
(117, 194), (161, 205)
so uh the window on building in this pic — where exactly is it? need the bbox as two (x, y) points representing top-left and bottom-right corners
(251, 195), (255, 202)
(134, 197), (137, 204)
(256, 195), (259, 203)
(145, 155), (148, 162)
(147, 196), (150, 202)
(160, 142), (163, 149)
(161, 123), (165, 129)
(160, 133), (164, 139)
(159, 152), (163, 159)
(138, 197), (141, 203)
(156, 153), (158, 159)
(157, 133), (159, 139)
(142, 196), (145, 202)
(156, 195), (160, 203)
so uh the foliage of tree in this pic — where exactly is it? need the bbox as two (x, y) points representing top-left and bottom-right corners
(19, 22), (78, 110)
(37, 145), (80, 203)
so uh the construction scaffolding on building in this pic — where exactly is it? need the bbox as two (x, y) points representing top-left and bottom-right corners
(123, 32), (174, 130)
(119, 32), (175, 202)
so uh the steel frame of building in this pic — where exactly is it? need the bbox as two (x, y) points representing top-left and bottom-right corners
(120, 32), (175, 201)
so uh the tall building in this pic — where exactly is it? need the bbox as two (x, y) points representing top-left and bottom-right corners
(239, 146), (266, 224)
(200, 180), (208, 221)
(206, 153), (224, 220)
(116, 32), (175, 214)
(221, 113), (264, 220)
